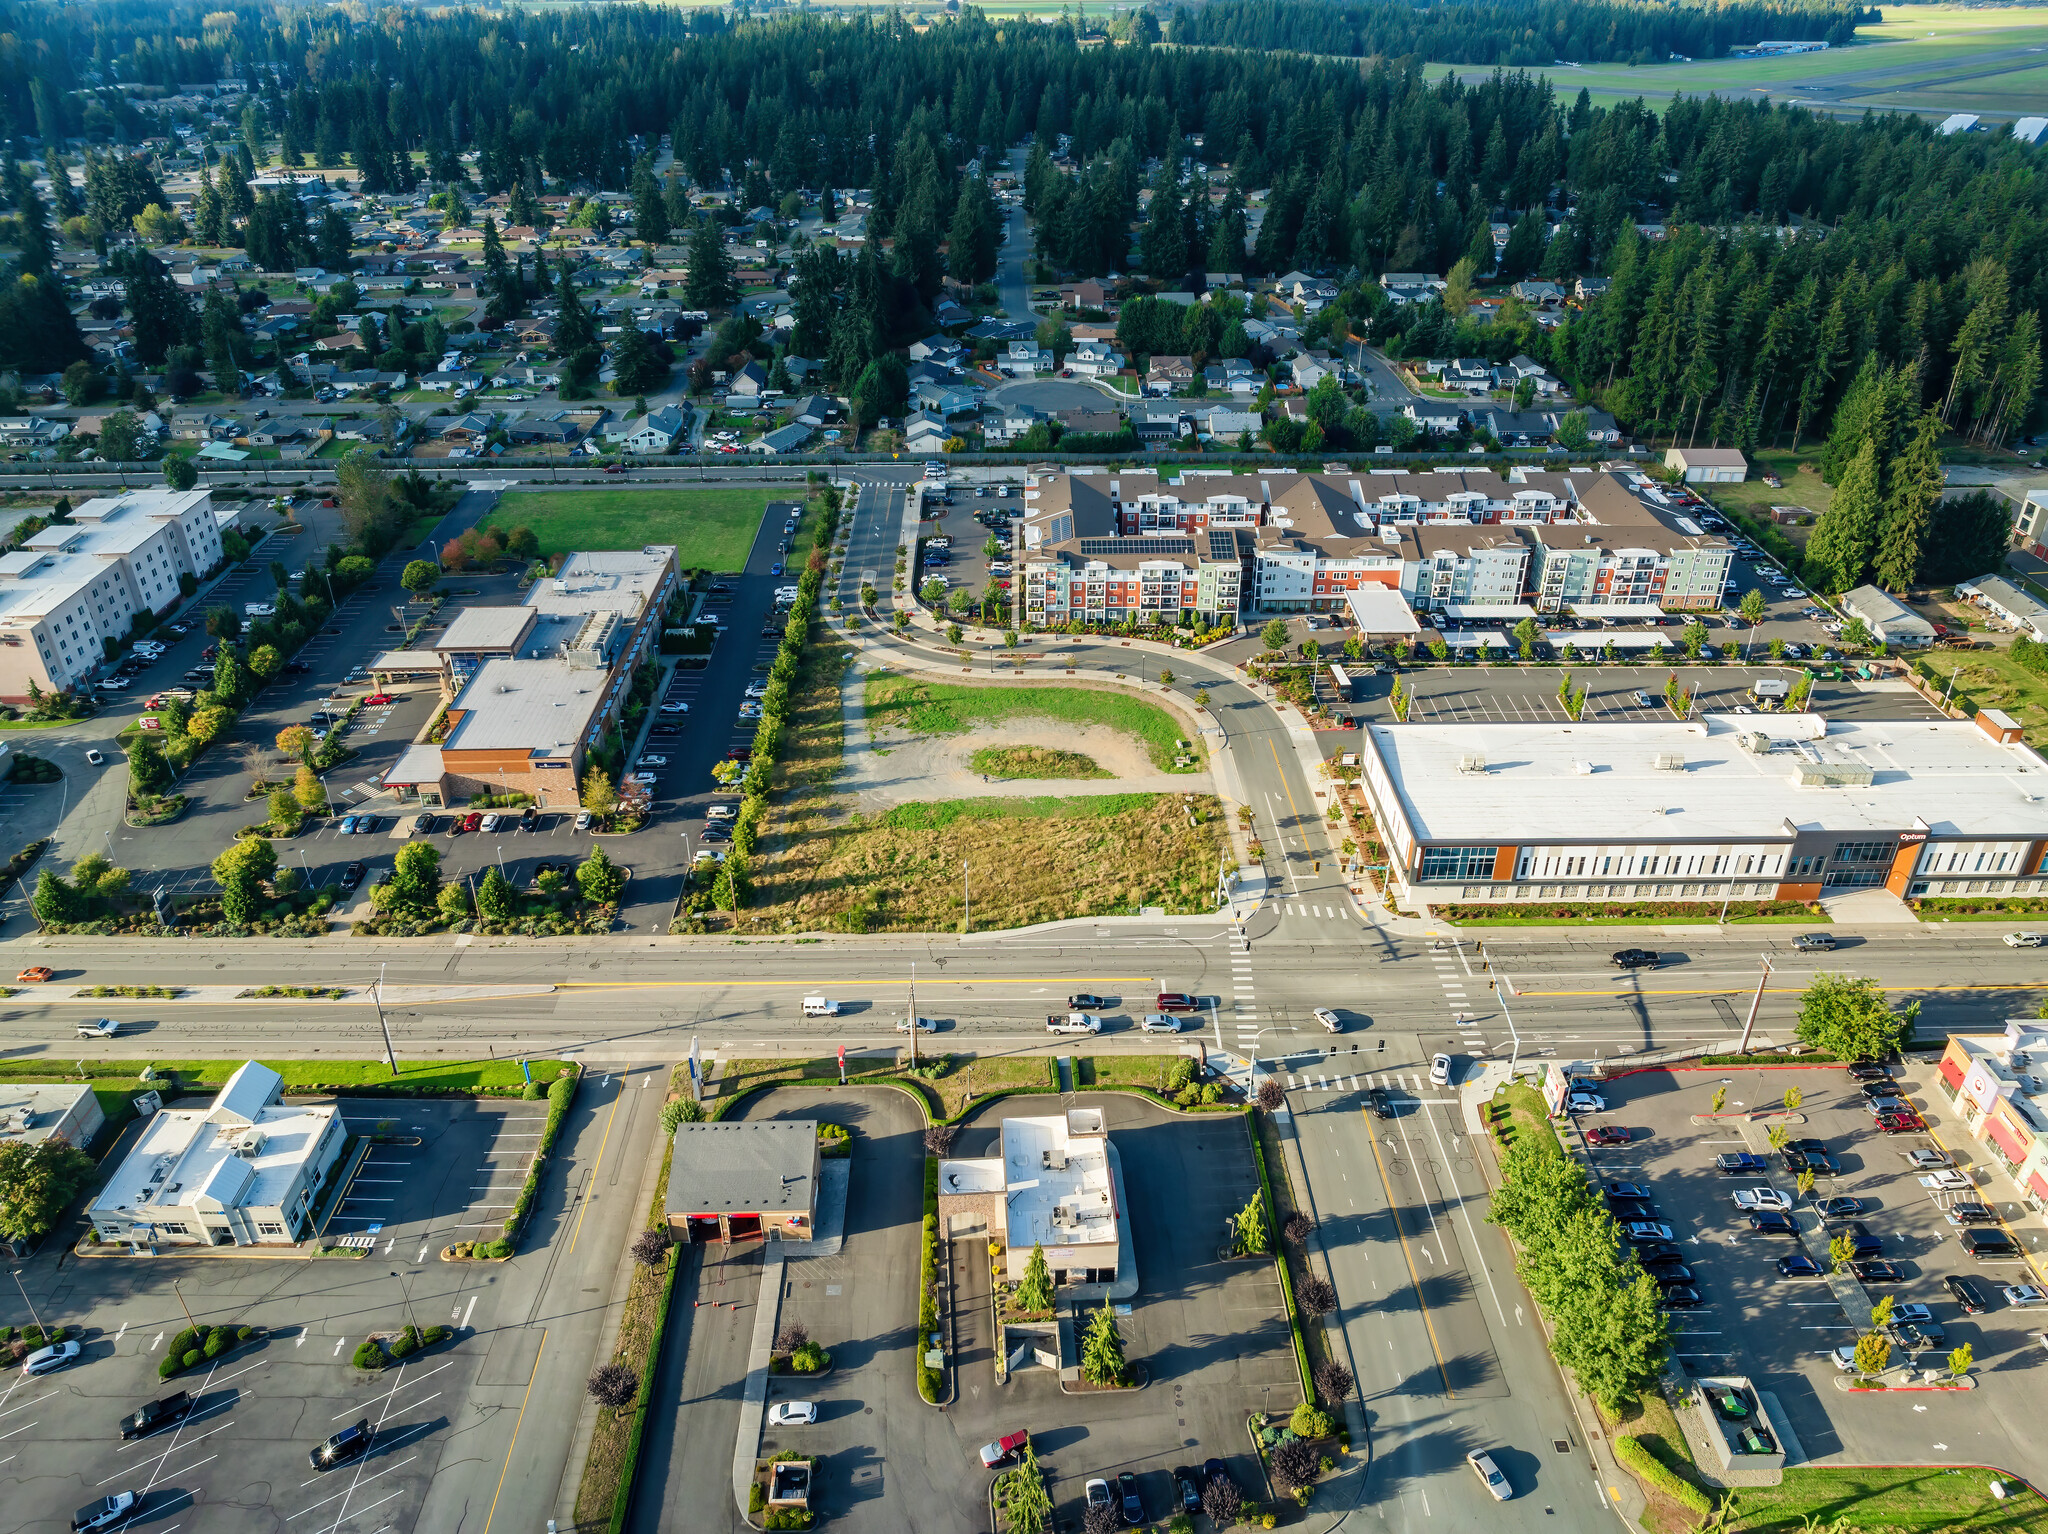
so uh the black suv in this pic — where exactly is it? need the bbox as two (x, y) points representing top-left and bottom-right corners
(1945, 1274), (1991, 1314)
(1611, 948), (1660, 969)
(309, 1419), (373, 1471)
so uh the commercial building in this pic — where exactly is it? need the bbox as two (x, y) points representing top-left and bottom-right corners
(1358, 710), (2048, 907)
(938, 1107), (1122, 1286)
(1842, 585), (1937, 647)
(382, 546), (677, 808)
(663, 1120), (820, 1244)
(1013, 467), (1728, 625)
(0, 1083), (106, 1151)
(1934, 1022), (2048, 1228)
(86, 1061), (346, 1248)
(0, 488), (225, 703)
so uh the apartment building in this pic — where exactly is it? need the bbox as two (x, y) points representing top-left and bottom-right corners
(1012, 467), (1725, 624)
(0, 488), (224, 703)
(382, 546), (678, 808)
(1358, 709), (2048, 909)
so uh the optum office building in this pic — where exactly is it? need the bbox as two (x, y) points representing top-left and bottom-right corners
(1358, 710), (2048, 906)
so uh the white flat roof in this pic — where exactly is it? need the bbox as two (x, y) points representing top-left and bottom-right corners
(90, 1097), (335, 1219)
(1369, 715), (2048, 842)
(1440, 603), (1537, 621)
(1345, 586), (1422, 634)
(444, 658), (605, 757)
(524, 548), (673, 622)
(1001, 1114), (1116, 1252)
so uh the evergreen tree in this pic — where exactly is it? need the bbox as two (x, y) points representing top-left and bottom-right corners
(1080, 1298), (1128, 1385)
(1803, 438), (1882, 594)
(632, 158), (670, 247)
(554, 261), (597, 354)
(1016, 1243), (1055, 1312)
(684, 219), (737, 310)
(945, 174), (1000, 284)
(1872, 411), (1945, 592)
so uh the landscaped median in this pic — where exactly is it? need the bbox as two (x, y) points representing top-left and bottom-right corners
(445, 1063), (579, 1261)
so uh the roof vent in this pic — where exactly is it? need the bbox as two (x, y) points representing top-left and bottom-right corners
(1651, 752), (1686, 771)
(1457, 753), (1488, 774)
(1574, 760), (1597, 775)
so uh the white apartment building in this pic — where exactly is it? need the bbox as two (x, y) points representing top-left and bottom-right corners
(0, 488), (223, 703)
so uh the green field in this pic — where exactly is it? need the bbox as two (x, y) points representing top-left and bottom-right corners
(863, 672), (1198, 770)
(484, 488), (785, 572)
(0, 1057), (573, 1094)
(1427, 5), (2048, 117)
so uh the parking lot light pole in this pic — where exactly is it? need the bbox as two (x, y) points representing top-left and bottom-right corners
(372, 962), (397, 1076)
(1737, 955), (1774, 1055)
(11, 1269), (47, 1336)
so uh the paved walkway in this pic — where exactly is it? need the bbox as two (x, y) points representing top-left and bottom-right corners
(730, 1243), (787, 1520)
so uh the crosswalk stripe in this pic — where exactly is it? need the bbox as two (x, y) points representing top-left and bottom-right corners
(1288, 1075), (1300, 1089)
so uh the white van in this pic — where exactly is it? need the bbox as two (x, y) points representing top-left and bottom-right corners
(802, 996), (840, 1017)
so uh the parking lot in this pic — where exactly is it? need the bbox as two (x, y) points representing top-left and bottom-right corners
(942, 1097), (1298, 1532)
(1569, 1062), (2048, 1483)
(0, 1097), (569, 1534)
(916, 486), (1014, 621)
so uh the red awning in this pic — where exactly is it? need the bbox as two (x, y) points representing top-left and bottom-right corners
(2030, 1168), (2048, 1205)
(1940, 1053), (1967, 1091)
(1986, 1112), (2031, 1167)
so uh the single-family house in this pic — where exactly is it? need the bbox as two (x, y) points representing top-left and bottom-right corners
(421, 370), (484, 393)
(932, 299), (972, 328)
(752, 423), (813, 455)
(1055, 408), (1125, 437)
(790, 395), (838, 428)
(507, 417), (582, 446)
(1379, 271), (1444, 293)
(1665, 447), (1748, 484)
(781, 355), (821, 385)
(1575, 277), (1611, 302)
(1434, 358), (1494, 395)
(622, 406), (689, 454)
(439, 412), (495, 445)
(909, 335), (967, 367)
(727, 361), (770, 398)
(1510, 279), (1567, 307)
(1067, 339), (1124, 378)
(982, 403), (1041, 445)
(998, 341), (1051, 378)
(1290, 352), (1335, 392)
(1063, 279), (1112, 311)
(914, 380), (981, 417)
(1131, 406), (1191, 443)
(1404, 400), (1465, 435)
(1146, 355), (1196, 394)
(1193, 405), (1262, 439)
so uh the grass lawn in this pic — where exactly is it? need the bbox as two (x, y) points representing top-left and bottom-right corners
(1486, 1080), (1564, 1158)
(1728, 1467), (2048, 1532)
(1910, 647), (2048, 747)
(747, 643), (1227, 932)
(1081, 1055), (1187, 1091)
(714, 1052), (1055, 1120)
(969, 744), (1111, 779)
(485, 488), (783, 571)
(864, 672), (1199, 771)
(0, 1057), (572, 1094)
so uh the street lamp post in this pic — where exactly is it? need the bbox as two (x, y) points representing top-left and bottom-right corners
(372, 961), (397, 1076)
(962, 862), (970, 934)
(11, 1269), (47, 1336)
(1737, 955), (1774, 1055)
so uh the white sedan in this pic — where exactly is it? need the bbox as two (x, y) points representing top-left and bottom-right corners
(628, 772), (658, 785)
(659, 701), (691, 715)
(767, 1401), (817, 1426)
(1467, 1449), (1511, 1502)
(637, 755), (668, 768)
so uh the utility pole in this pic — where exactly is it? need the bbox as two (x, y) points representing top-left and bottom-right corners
(168, 1278), (196, 1333)
(1737, 955), (1773, 1056)
(372, 961), (397, 1076)
(907, 961), (918, 1067)
(962, 862), (970, 934)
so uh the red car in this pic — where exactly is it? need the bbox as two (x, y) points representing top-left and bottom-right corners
(364, 692), (395, 706)
(603, 464), (628, 474)
(456, 812), (483, 833)
(1585, 1126), (1632, 1147)
(1155, 992), (1200, 1013)
(1876, 1112), (1925, 1134)
(726, 748), (752, 761)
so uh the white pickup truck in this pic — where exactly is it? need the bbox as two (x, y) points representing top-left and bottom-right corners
(1731, 1186), (1791, 1212)
(1046, 1013), (1101, 1035)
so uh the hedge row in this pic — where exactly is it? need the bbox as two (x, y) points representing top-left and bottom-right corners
(500, 1066), (580, 1250)
(916, 1156), (943, 1403)
(1614, 1432), (1714, 1517)
(1246, 1111), (1314, 1407)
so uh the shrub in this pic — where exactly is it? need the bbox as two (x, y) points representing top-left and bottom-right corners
(1284, 1212), (1316, 1245)
(1202, 1474), (1244, 1525)
(158, 1354), (183, 1380)
(236, 1326), (255, 1342)
(352, 1341), (386, 1371)
(390, 1326), (420, 1359)
(181, 1350), (203, 1370)
(660, 1097), (703, 1134)
(1290, 1402), (1337, 1440)
(1614, 1434), (1713, 1516)
(587, 1361), (637, 1408)
(791, 1341), (830, 1373)
(1298, 1275), (1337, 1318)
(203, 1333), (227, 1359)
(521, 1080), (544, 1100)
(1270, 1438), (1319, 1491)
(749, 1485), (767, 1515)
(776, 1318), (810, 1353)
(167, 1327), (198, 1360)
(630, 1228), (669, 1267)
(1313, 1360), (1354, 1404)
(423, 1325), (451, 1345)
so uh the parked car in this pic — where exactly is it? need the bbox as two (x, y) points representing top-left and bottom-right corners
(1847, 1062), (1893, 1082)
(1850, 1260), (1905, 1284)
(1842, 1222), (1884, 1257)
(411, 813), (435, 835)
(71, 1494), (139, 1532)
(1876, 1111), (1925, 1133)
(24, 1341), (83, 1376)
(660, 701), (690, 714)
(767, 1401), (817, 1425)
(1585, 1126), (1632, 1146)
(480, 813), (503, 832)
(119, 1392), (195, 1440)
(1782, 1148), (1841, 1176)
(1173, 1467), (1202, 1514)
(1660, 1285), (1704, 1310)
(459, 812), (483, 833)
(1946, 1275), (1992, 1314)
(1777, 1255), (1824, 1279)
(364, 693), (395, 707)
(1716, 1153), (1769, 1176)
(1085, 1479), (1112, 1513)
(1904, 1148), (1953, 1170)
(1565, 1092), (1605, 1114)
(309, 1419), (374, 1471)
(1623, 1222), (1676, 1243)
(1118, 1471), (1143, 1525)
(1747, 1211), (1798, 1236)
(1733, 1187), (1791, 1212)
(341, 861), (366, 892)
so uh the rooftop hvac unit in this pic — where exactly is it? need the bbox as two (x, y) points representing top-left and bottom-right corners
(1051, 1203), (1076, 1229)
(1651, 752), (1686, 771)
(1456, 753), (1488, 774)
(1740, 732), (1771, 755)
(1795, 762), (1876, 787)
(234, 1129), (267, 1159)
(1042, 1147), (1068, 1171)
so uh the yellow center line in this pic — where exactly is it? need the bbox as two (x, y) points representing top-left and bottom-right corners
(480, 1327), (545, 1534)
(1266, 738), (1308, 860)
(553, 976), (1163, 990)
(1360, 1108), (1454, 1398)
(568, 1071), (631, 1255)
